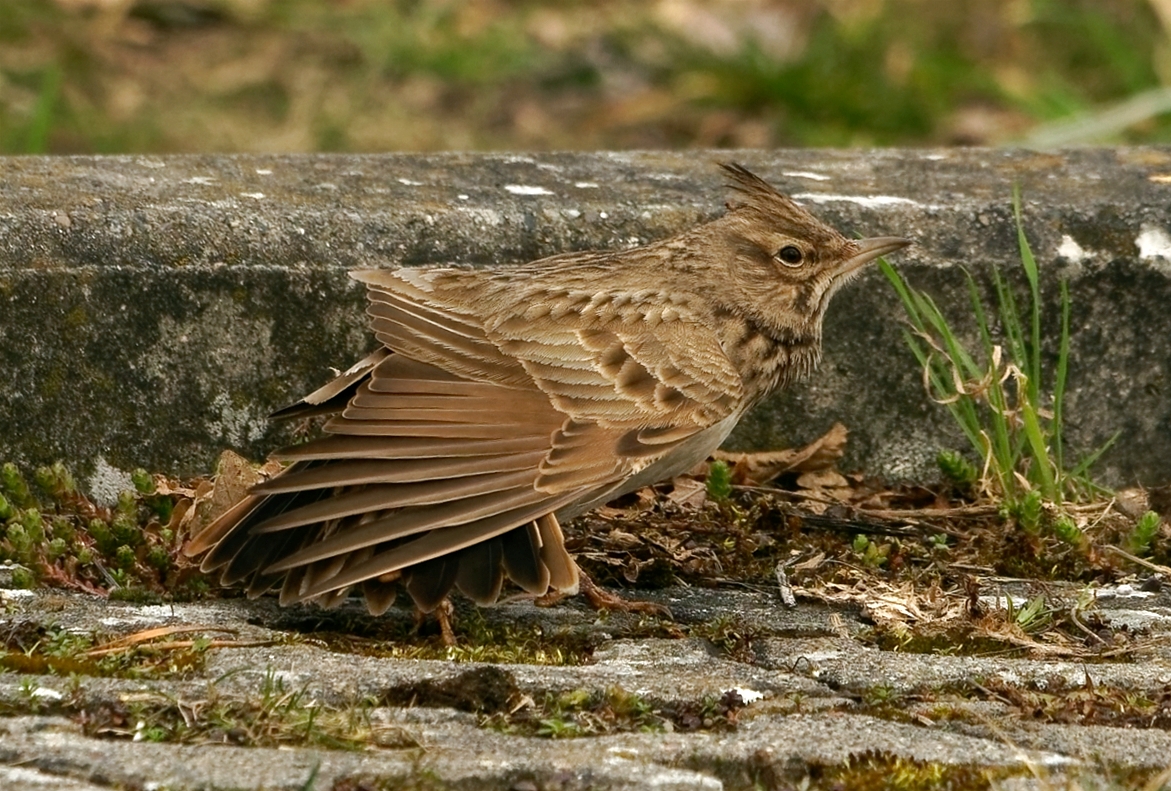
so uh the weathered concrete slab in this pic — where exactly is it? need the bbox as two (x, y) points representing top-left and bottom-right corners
(2, 150), (1170, 485)
(5, 581), (1171, 790)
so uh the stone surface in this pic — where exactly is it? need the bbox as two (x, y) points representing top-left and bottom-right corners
(2, 150), (1171, 485)
(4, 580), (1171, 789)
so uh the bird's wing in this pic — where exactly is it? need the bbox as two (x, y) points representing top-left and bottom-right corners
(356, 267), (746, 493)
(193, 267), (743, 605)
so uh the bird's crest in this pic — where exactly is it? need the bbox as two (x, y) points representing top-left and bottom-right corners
(721, 162), (837, 238)
(721, 162), (810, 216)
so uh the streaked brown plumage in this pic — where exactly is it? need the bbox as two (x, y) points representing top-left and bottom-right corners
(184, 164), (910, 615)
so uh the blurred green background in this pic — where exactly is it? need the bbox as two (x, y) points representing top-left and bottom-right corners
(4, 0), (1171, 154)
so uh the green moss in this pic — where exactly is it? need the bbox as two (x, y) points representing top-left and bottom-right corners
(478, 684), (747, 739)
(705, 460), (733, 500)
(1, 462), (33, 508)
(791, 751), (1001, 791)
(0, 460), (213, 600)
(131, 468), (155, 495)
(286, 608), (593, 666)
(1128, 511), (1162, 556)
(34, 462), (76, 499)
(0, 623), (211, 681)
(66, 671), (419, 750)
(9, 566), (35, 589)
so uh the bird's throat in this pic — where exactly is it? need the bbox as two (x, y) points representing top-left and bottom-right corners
(719, 311), (822, 403)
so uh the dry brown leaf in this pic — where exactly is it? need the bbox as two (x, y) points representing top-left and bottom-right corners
(667, 476), (708, 507)
(209, 450), (261, 515)
(791, 551), (827, 572)
(166, 497), (192, 533)
(710, 422), (848, 486)
(179, 451), (275, 536)
(795, 469), (850, 491)
(150, 476), (197, 499)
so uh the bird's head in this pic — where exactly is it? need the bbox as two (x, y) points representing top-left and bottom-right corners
(710, 163), (910, 343)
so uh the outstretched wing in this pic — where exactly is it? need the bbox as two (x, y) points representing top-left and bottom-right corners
(188, 265), (743, 611)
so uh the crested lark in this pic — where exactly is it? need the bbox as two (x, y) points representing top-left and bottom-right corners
(185, 164), (910, 615)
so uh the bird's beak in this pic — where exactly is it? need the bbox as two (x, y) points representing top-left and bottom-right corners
(838, 236), (912, 276)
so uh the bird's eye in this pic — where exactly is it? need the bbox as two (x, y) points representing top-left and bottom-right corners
(776, 245), (804, 266)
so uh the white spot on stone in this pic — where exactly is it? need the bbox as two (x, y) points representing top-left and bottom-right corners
(183, 176), (216, 185)
(599, 211), (609, 219)
(1036, 754), (1080, 767)
(398, 178), (424, 186)
(1137, 223), (1171, 261)
(1, 589), (35, 600)
(1093, 584), (1155, 599)
(782, 170), (831, 181)
(732, 687), (764, 704)
(792, 192), (926, 209)
(457, 194), (470, 200)
(505, 184), (553, 196)
(564, 209), (581, 218)
(87, 456), (136, 506)
(241, 192), (265, 199)
(209, 392), (267, 447)
(255, 169), (272, 175)
(31, 687), (63, 700)
(922, 153), (948, 160)
(575, 181), (600, 189)
(1056, 234), (1089, 263)
(456, 207), (503, 226)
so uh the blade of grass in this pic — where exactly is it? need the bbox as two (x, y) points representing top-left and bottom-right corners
(1053, 279), (1070, 488)
(965, 269), (995, 357)
(916, 291), (982, 380)
(1013, 186), (1044, 405)
(963, 268), (1022, 498)
(1016, 376), (1057, 500)
(991, 265), (1028, 376)
(1068, 431), (1121, 480)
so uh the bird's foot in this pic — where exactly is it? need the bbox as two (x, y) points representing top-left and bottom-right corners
(576, 572), (673, 618)
(412, 598), (457, 646)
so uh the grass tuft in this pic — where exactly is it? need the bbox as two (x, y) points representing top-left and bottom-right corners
(879, 188), (1114, 514)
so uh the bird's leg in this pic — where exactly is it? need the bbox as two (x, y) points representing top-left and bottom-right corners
(435, 599), (457, 646)
(412, 598), (458, 646)
(536, 571), (673, 618)
(579, 572), (672, 618)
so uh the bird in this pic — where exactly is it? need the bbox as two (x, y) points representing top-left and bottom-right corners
(184, 163), (910, 624)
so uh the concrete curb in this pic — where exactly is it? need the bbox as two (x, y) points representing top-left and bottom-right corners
(2, 150), (1169, 485)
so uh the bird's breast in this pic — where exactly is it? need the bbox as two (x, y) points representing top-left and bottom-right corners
(720, 314), (821, 403)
